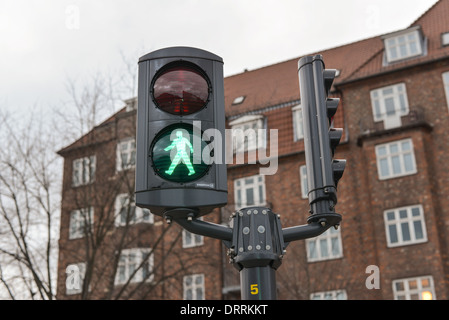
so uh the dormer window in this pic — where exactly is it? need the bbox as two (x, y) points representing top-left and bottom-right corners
(124, 98), (137, 111)
(383, 27), (425, 63)
(232, 96), (245, 105)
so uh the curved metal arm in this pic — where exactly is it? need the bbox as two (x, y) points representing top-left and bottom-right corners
(174, 217), (233, 242)
(282, 222), (329, 243)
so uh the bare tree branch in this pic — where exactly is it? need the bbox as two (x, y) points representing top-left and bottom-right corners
(0, 109), (59, 300)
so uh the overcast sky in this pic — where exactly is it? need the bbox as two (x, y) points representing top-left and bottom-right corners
(0, 0), (439, 117)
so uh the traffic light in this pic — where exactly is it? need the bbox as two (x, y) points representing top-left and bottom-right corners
(323, 69), (346, 187)
(298, 55), (346, 226)
(135, 47), (227, 219)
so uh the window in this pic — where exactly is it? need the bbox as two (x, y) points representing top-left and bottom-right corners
(183, 274), (205, 300)
(117, 138), (136, 171)
(66, 262), (86, 295)
(115, 248), (153, 285)
(124, 98), (137, 111)
(72, 155), (96, 186)
(441, 32), (449, 47)
(310, 289), (347, 300)
(375, 139), (417, 180)
(370, 83), (409, 129)
(183, 218), (204, 248)
(229, 115), (265, 153)
(306, 227), (343, 262)
(384, 205), (427, 247)
(234, 175), (266, 210)
(183, 230), (204, 248)
(232, 96), (245, 105)
(393, 276), (435, 300)
(384, 28), (423, 63)
(115, 194), (153, 226)
(69, 207), (94, 239)
(292, 104), (304, 141)
(442, 71), (449, 111)
(299, 165), (308, 199)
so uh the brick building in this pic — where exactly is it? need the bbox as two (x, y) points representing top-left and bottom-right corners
(57, 0), (449, 299)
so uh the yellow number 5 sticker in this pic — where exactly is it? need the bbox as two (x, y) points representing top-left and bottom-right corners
(250, 284), (259, 295)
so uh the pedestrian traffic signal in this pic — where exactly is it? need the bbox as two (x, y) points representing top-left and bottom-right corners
(150, 123), (210, 183)
(135, 47), (227, 219)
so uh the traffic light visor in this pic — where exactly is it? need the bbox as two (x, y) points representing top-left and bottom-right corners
(152, 63), (210, 115)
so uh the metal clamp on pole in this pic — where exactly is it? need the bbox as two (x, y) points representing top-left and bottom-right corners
(227, 207), (285, 300)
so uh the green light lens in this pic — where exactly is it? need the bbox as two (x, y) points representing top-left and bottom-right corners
(151, 124), (210, 183)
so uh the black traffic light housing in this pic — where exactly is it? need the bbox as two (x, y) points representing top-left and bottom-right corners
(135, 47), (227, 219)
(298, 55), (346, 226)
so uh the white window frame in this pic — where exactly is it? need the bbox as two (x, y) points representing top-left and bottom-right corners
(229, 115), (265, 153)
(384, 204), (427, 247)
(392, 276), (435, 300)
(442, 32), (449, 47)
(115, 193), (153, 226)
(442, 71), (449, 112)
(375, 138), (417, 180)
(234, 175), (266, 211)
(115, 248), (154, 285)
(72, 155), (96, 187)
(116, 138), (136, 171)
(310, 289), (347, 300)
(183, 274), (205, 300)
(69, 207), (94, 240)
(306, 227), (343, 262)
(299, 165), (308, 199)
(292, 104), (304, 141)
(183, 218), (204, 248)
(66, 262), (86, 295)
(370, 83), (409, 129)
(384, 28), (423, 63)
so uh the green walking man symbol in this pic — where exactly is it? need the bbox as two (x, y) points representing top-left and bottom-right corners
(164, 130), (196, 176)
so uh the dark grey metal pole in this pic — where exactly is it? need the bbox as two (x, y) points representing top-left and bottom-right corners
(227, 207), (284, 300)
(240, 266), (277, 300)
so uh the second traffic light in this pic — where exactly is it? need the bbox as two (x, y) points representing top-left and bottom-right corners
(135, 47), (227, 219)
(298, 55), (346, 226)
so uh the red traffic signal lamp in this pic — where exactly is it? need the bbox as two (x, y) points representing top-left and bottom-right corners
(152, 63), (210, 115)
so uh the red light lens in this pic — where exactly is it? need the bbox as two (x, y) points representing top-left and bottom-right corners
(153, 65), (209, 115)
